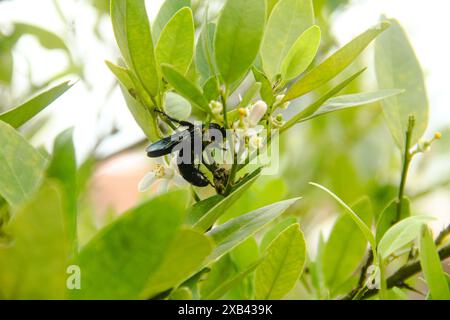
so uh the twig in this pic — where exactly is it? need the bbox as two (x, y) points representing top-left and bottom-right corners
(359, 243), (450, 300)
(343, 224), (450, 300)
(396, 116), (415, 221)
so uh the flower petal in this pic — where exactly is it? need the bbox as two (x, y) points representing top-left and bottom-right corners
(138, 172), (157, 192)
(157, 179), (170, 194)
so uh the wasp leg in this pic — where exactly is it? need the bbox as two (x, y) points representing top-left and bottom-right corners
(154, 109), (194, 129)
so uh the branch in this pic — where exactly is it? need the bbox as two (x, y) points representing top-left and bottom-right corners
(343, 226), (450, 300)
(360, 244), (450, 300)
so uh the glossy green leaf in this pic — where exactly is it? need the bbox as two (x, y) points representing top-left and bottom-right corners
(219, 175), (287, 223)
(376, 197), (411, 244)
(302, 89), (404, 122)
(0, 121), (47, 207)
(70, 190), (189, 299)
(281, 25), (321, 81)
(156, 7), (195, 75)
(230, 237), (259, 271)
(186, 169), (261, 231)
(0, 81), (73, 128)
(323, 198), (372, 293)
(252, 67), (275, 105)
(238, 82), (262, 109)
(153, 0), (190, 42)
(282, 68), (366, 132)
(46, 128), (77, 248)
(200, 255), (236, 299)
(162, 64), (210, 113)
(261, 0), (314, 80)
(204, 257), (263, 300)
(284, 22), (390, 102)
(375, 18), (429, 149)
(310, 182), (376, 253)
(266, 0), (280, 17)
(111, 0), (159, 96)
(164, 92), (191, 120)
(196, 23), (216, 83)
(141, 228), (213, 299)
(214, 0), (266, 86)
(255, 224), (306, 300)
(378, 216), (434, 260)
(260, 216), (297, 251)
(203, 76), (220, 102)
(0, 182), (69, 299)
(419, 226), (450, 300)
(207, 197), (300, 262)
(170, 287), (193, 300)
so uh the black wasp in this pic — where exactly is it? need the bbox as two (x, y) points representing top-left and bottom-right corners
(146, 110), (227, 190)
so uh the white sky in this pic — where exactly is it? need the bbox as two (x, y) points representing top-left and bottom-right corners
(0, 0), (449, 162)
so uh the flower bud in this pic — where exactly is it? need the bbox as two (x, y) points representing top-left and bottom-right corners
(248, 100), (268, 127)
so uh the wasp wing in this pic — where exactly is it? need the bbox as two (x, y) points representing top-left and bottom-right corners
(146, 129), (193, 157)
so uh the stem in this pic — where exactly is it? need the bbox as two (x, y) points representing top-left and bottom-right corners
(378, 258), (388, 300)
(360, 243), (450, 300)
(343, 227), (450, 300)
(396, 116), (415, 221)
(221, 89), (229, 128)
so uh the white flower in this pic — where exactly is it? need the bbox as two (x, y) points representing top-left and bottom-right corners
(248, 100), (268, 127)
(138, 157), (187, 193)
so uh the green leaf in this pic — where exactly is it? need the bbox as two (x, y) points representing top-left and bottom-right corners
(375, 18), (429, 149)
(214, 0), (266, 86)
(284, 22), (390, 102)
(196, 23), (216, 83)
(378, 216), (434, 260)
(255, 224), (306, 300)
(323, 198), (372, 293)
(111, 0), (159, 96)
(186, 168), (261, 231)
(376, 197), (411, 244)
(281, 25), (321, 81)
(203, 76), (221, 102)
(46, 128), (77, 248)
(0, 81), (73, 128)
(388, 287), (409, 300)
(12, 23), (69, 52)
(310, 182), (376, 253)
(170, 287), (193, 300)
(204, 257), (263, 300)
(0, 121), (47, 207)
(70, 190), (189, 299)
(238, 82), (262, 109)
(0, 182), (70, 299)
(200, 255), (236, 299)
(302, 89), (404, 122)
(156, 7), (195, 75)
(252, 67), (275, 105)
(266, 0), (280, 17)
(105, 60), (159, 140)
(0, 43), (13, 84)
(260, 216), (297, 251)
(140, 228), (213, 299)
(164, 92), (191, 120)
(230, 237), (259, 271)
(162, 64), (210, 113)
(153, 0), (191, 42)
(206, 197), (300, 262)
(105, 60), (134, 88)
(282, 68), (366, 132)
(261, 0), (315, 80)
(419, 226), (450, 300)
